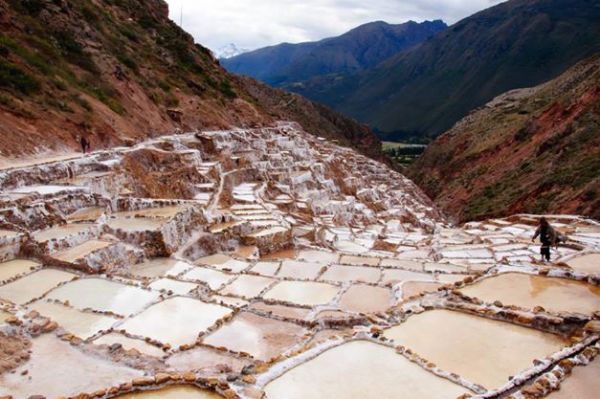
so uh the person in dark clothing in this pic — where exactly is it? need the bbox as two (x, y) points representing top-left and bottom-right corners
(80, 136), (89, 154)
(531, 217), (556, 262)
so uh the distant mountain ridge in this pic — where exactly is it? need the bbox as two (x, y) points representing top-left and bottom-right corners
(215, 43), (249, 59)
(293, 0), (600, 140)
(221, 20), (447, 86)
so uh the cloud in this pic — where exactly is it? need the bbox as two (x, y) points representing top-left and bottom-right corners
(165, 0), (506, 52)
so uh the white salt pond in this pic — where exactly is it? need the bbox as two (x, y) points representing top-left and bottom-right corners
(320, 265), (381, 284)
(149, 278), (198, 295)
(384, 309), (567, 389)
(219, 274), (274, 298)
(338, 284), (392, 313)
(264, 340), (468, 399)
(566, 253), (600, 274)
(32, 223), (93, 242)
(0, 268), (76, 304)
(183, 267), (235, 290)
(93, 333), (166, 357)
(263, 281), (339, 307)
(459, 273), (600, 315)
(107, 217), (165, 232)
(130, 258), (195, 278)
(0, 334), (142, 398)
(277, 260), (323, 280)
(120, 297), (232, 347)
(47, 278), (160, 315)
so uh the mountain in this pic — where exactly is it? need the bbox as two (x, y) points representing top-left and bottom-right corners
(0, 0), (383, 160)
(215, 43), (248, 59)
(221, 20), (447, 86)
(293, 0), (600, 140)
(408, 55), (600, 223)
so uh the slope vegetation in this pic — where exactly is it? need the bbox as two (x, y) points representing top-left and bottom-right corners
(408, 55), (600, 222)
(0, 0), (383, 160)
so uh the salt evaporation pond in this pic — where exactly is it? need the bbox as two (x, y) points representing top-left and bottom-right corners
(130, 258), (195, 278)
(566, 253), (600, 274)
(0, 259), (40, 282)
(459, 273), (600, 315)
(384, 309), (567, 389)
(264, 340), (468, 399)
(0, 268), (76, 304)
(546, 356), (600, 398)
(115, 386), (223, 398)
(263, 281), (339, 307)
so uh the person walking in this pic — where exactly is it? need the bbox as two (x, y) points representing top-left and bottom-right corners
(531, 217), (556, 262)
(79, 135), (89, 154)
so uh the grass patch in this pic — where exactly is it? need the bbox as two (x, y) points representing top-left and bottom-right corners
(0, 60), (40, 94)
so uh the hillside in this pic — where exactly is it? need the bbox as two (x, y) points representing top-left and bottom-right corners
(293, 0), (600, 140)
(221, 20), (446, 86)
(0, 0), (383, 160)
(408, 55), (600, 222)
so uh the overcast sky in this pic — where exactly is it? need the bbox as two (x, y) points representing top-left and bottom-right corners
(165, 0), (505, 52)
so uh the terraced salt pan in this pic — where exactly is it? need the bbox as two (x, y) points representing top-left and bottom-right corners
(338, 285), (392, 313)
(384, 309), (567, 389)
(54, 240), (113, 262)
(183, 267), (235, 290)
(263, 281), (339, 307)
(66, 206), (105, 222)
(33, 223), (94, 242)
(297, 249), (338, 264)
(320, 265), (381, 284)
(339, 255), (380, 266)
(0, 269), (76, 304)
(381, 269), (436, 284)
(203, 312), (306, 361)
(401, 281), (443, 300)
(250, 261), (280, 276)
(167, 346), (251, 374)
(459, 273), (600, 315)
(0, 259), (40, 282)
(107, 217), (165, 231)
(47, 278), (160, 315)
(277, 260), (323, 280)
(120, 297), (232, 346)
(29, 300), (118, 339)
(566, 253), (600, 274)
(149, 278), (198, 295)
(115, 386), (222, 399)
(93, 333), (166, 357)
(11, 184), (86, 195)
(264, 340), (468, 399)
(219, 274), (274, 298)
(112, 206), (187, 219)
(197, 254), (249, 273)
(130, 258), (195, 278)
(0, 334), (142, 398)
(546, 356), (600, 398)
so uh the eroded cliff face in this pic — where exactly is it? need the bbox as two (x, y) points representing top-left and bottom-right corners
(409, 55), (600, 223)
(0, 0), (383, 161)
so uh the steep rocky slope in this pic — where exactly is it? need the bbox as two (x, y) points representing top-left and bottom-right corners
(222, 20), (446, 86)
(294, 0), (600, 141)
(0, 0), (383, 160)
(408, 55), (600, 222)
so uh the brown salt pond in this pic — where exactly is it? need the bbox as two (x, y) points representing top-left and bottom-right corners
(459, 273), (600, 315)
(0, 334), (142, 398)
(401, 281), (443, 300)
(53, 240), (113, 262)
(66, 206), (105, 222)
(107, 217), (165, 232)
(0, 259), (40, 282)
(32, 223), (94, 242)
(264, 340), (468, 399)
(29, 300), (118, 339)
(546, 356), (600, 398)
(47, 278), (160, 316)
(384, 309), (567, 389)
(0, 269), (76, 304)
(339, 255), (380, 266)
(566, 253), (600, 274)
(338, 284), (392, 313)
(120, 297), (232, 347)
(115, 385), (223, 399)
(260, 248), (298, 260)
(319, 265), (381, 284)
(263, 281), (339, 307)
(167, 346), (251, 374)
(381, 269), (436, 284)
(203, 312), (307, 361)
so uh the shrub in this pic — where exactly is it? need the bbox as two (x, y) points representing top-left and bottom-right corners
(0, 60), (40, 94)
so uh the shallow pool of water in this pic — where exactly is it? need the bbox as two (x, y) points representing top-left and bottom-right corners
(320, 265), (381, 284)
(29, 300), (118, 339)
(384, 309), (567, 389)
(566, 253), (600, 274)
(0, 268), (76, 305)
(115, 385), (222, 398)
(338, 284), (392, 313)
(130, 258), (195, 278)
(0, 259), (40, 282)
(120, 297), (232, 346)
(459, 273), (600, 315)
(203, 312), (306, 361)
(219, 274), (274, 298)
(264, 340), (468, 399)
(263, 281), (339, 307)
(47, 278), (160, 316)
(277, 260), (323, 280)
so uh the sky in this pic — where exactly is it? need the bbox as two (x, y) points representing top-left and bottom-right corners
(165, 0), (505, 53)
